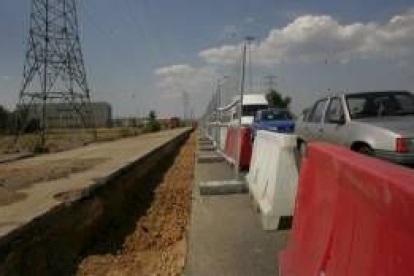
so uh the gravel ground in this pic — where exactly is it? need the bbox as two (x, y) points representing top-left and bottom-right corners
(77, 132), (196, 276)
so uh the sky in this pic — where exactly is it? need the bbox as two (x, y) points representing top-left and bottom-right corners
(1, 0), (414, 118)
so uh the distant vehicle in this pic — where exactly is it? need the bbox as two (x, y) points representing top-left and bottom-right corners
(218, 94), (268, 126)
(296, 91), (414, 165)
(250, 108), (295, 140)
(169, 117), (180, 129)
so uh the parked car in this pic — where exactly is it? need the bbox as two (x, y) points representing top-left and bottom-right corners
(296, 91), (414, 165)
(250, 108), (295, 140)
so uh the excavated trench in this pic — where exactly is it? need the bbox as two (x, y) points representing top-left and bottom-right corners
(0, 130), (195, 276)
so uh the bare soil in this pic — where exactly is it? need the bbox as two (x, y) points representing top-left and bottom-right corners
(77, 132), (196, 276)
(0, 127), (143, 154)
(0, 157), (106, 206)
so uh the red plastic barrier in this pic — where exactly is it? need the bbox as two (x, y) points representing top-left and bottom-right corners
(280, 143), (414, 276)
(223, 126), (252, 170)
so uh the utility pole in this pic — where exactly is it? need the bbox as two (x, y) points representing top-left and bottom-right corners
(264, 75), (277, 93)
(235, 36), (254, 178)
(217, 75), (229, 109)
(182, 90), (189, 123)
(216, 76), (229, 148)
(15, 0), (95, 150)
(190, 108), (194, 122)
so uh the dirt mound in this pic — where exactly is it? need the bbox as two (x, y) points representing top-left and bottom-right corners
(77, 132), (196, 276)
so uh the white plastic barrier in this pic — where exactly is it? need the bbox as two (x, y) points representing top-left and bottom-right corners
(219, 125), (228, 151)
(204, 123), (227, 151)
(205, 123), (218, 144)
(246, 130), (299, 230)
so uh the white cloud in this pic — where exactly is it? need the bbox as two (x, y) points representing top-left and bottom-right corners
(154, 9), (414, 116)
(154, 64), (196, 76)
(199, 10), (414, 66)
(154, 64), (215, 99)
(1, 76), (11, 81)
(199, 45), (242, 65)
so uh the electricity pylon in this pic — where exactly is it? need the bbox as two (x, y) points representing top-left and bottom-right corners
(16, 0), (96, 150)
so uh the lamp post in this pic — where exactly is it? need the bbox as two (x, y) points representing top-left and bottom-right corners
(235, 36), (255, 179)
(216, 75), (229, 149)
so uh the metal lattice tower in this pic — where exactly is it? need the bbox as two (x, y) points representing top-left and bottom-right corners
(16, 0), (95, 149)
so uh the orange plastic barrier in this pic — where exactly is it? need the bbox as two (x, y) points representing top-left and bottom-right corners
(223, 126), (252, 170)
(280, 143), (414, 276)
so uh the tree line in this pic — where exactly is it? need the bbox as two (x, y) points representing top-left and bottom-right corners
(0, 106), (41, 134)
(265, 89), (291, 109)
(0, 106), (14, 134)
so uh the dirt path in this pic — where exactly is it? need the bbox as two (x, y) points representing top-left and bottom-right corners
(0, 157), (106, 206)
(77, 132), (196, 276)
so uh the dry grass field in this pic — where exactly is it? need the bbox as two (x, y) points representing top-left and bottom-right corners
(0, 127), (144, 154)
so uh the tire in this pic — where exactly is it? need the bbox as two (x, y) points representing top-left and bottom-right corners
(357, 145), (374, 156)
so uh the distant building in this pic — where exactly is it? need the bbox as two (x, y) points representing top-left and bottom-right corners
(112, 117), (147, 128)
(17, 102), (112, 128)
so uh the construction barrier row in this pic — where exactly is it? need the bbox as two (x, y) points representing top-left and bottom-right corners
(204, 123), (228, 152)
(280, 143), (414, 276)
(246, 131), (298, 230)
(219, 125), (228, 151)
(204, 122), (219, 146)
(223, 126), (252, 170)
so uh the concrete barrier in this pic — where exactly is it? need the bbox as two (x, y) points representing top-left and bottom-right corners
(280, 143), (414, 276)
(246, 131), (298, 230)
(204, 123), (214, 142)
(223, 126), (252, 170)
(204, 123), (221, 148)
(219, 124), (228, 151)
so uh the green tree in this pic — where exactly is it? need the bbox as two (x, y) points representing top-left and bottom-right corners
(265, 89), (291, 109)
(0, 105), (10, 133)
(149, 110), (156, 121)
(146, 110), (161, 132)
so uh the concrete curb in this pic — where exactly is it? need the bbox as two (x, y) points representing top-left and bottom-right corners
(199, 180), (247, 195)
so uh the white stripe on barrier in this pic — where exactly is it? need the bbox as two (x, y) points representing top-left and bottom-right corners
(219, 125), (228, 151)
(246, 130), (299, 230)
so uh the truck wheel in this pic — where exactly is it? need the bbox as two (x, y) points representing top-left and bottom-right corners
(357, 145), (374, 156)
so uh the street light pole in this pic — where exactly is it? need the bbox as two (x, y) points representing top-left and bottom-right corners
(235, 37), (254, 179)
(216, 75), (229, 150)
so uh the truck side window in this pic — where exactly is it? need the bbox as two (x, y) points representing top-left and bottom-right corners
(325, 98), (344, 123)
(308, 99), (327, 123)
(254, 112), (260, 122)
